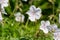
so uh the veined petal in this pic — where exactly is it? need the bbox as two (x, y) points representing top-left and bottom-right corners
(47, 24), (58, 32)
(36, 7), (41, 14)
(55, 29), (60, 32)
(35, 13), (41, 19)
(35, 7), (42, 18)
(30, 5), (36, 12)
(51, 24), (58, 30)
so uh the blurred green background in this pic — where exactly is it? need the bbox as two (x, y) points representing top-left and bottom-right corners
(0, 0), (60, 40)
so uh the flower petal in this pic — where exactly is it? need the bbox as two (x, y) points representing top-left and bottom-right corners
(14, 12), (21, 17)
(35, 13), (41, 19)
(45, 21), (50, 26)
(2, 3), (8, 8)
(36, 7), (41, 14)
(41, 20), (45, 25)
(29, 16), (35, 21)
(26, 11), (33, 16)
(52, 24), (58, 30)
(40, 25), (48, 34)
(30, 5), (36, 12)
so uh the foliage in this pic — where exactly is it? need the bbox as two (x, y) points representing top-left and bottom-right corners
(0, 0), (60, 40)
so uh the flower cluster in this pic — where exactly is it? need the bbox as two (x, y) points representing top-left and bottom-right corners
(14, 5), (42, 22)
(40, 21), (58, 33)
(40, 20), (60, 40)
(0, 0), (41, 22)
(0, 0), (60, 40)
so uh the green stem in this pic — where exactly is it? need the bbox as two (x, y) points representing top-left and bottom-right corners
(53, 3), (54, 15)
(9, 0), (19, 17)
(13, 0), (18, 13)
(1, 21), (4, 37)
(25, 19), (29, 28)
(58, 2), (60, 8)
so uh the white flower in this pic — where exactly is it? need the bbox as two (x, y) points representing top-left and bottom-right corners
(0, 0), (9, 8)
(26, 5), (42, 22)
(40, 20), (50, 34)
(47, 24), (58, 32)
(55, 29), (60, 32)
(14, 12), (24, 22)
(53, 30), (60, 40)
(0, 12), (3, 21)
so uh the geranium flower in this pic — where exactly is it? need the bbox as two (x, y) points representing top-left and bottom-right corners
(0, 0), (9, 8)
(26, 5), (42, 22)
(0, 12), (3, 21)
(14, 12), (24, 22)
(47, 24), (58, 32)
(40, 20), (50, 34)
(53, 29), (60, 40)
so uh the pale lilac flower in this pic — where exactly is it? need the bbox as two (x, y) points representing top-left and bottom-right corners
(26, 5), (42, 22)
(53, 29), (60, 40)
(14, 12), (24, 22)
(55, 29), (60, 32)
(0, 12), (3, 21)
(47, 24), (58, 32)
(40, 20), (50, 34)
(0, 0), (9, 8)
